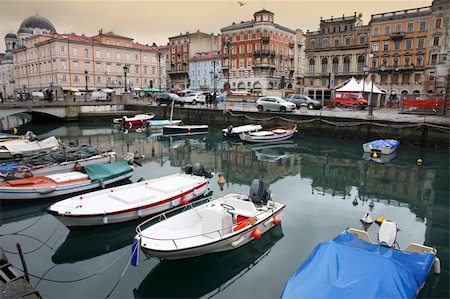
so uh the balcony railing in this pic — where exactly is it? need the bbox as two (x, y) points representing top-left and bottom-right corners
(253, 50), (276, 57)
(252, 63), (277, 69)
(167, 68), (188, 74)
(390, 32), (406, 40)
(261, 36), (270, 43)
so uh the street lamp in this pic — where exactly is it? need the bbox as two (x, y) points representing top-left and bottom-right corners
(123, 65), (128, 92)
(279, 54), (284, 89)
(210, 58), (217, 95)
(380, 64), (387, 105)
(389, 66), (400, 106)
(224, 39), (232, 92)
(84, 70), (88, 102)
(367, 53), (374, 116)
(158, 51), (162, 92)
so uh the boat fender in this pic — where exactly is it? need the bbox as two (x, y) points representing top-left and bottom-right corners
(102, 213), (108, 224)
(37, 186), (57, 194)
(137, 207), (142, 217)
(263, 218), (274, 227)
(180, 197), (189, 205)
(193, 187), (196, 196)
(273, 215), (281, 225)
(170, 197), (174, 207)
(231, 237), (246, 248)
(433, 257), (441, 274)
(251, 228), (262, 239)
(360, 212), (374, 225)
(100, 179), (105, 189)
(131, 237), (140, 267)
(375, 215), (385, 225)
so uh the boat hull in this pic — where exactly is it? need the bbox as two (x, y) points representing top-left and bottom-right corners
(163, 125), (209, 136)
(362, 144), (397, 155)
(48, 174), (209, 228)
(137, 195), (285, 260)
(240, 131), (296, 143)
(0, 172), (132, 202)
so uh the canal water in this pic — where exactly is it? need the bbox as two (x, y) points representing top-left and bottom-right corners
(0, 121), (448, 299)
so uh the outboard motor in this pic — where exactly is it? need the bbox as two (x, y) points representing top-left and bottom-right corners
(249, 179), (271, 204)
(184, 164), (193, 175)
(188, 163), (213, 178)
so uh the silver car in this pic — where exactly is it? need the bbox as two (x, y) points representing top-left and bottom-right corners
(285, 94), (322, 110)
(256, 96), (296, 112)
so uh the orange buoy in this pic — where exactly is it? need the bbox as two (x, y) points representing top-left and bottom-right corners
(251, 228), (262, 239)
(273, 215), (281, 225)
(180, 198), (189, 205)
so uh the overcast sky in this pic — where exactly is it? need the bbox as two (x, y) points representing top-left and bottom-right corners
(0, 0), (431, 53)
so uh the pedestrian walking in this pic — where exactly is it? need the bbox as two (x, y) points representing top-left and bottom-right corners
(212, 92), (217, 108)
(205, 92), (211, 107)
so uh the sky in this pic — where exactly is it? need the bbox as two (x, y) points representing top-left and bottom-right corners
(0, 0), (432, 53)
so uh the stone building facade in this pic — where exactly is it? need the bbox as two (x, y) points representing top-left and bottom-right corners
(189, 51), (221, 92)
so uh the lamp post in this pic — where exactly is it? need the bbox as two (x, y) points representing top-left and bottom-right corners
(158, 51), (162, 92)
(380, 64), (387, 105)
(224, 39), (232, 92)
(123, 65), (128, 92)
(389, 66), (399, 106)
(84, 70), (88, 102)
(210, 58), (217, 95)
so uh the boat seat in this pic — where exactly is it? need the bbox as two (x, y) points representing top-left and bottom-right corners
(273, 129), (287, 134)
(108, 187), (156, 204)
(145, 176), (195, 194)
(201, 205), (233, 238)
(46, 172), (89, 183)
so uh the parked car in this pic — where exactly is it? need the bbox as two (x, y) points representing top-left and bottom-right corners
(155, 92), (185, 106)
(256, 96), (296, 112)
(334, 92), (368, 109)
(285, 94), (322, 110)
(91, 91), (108, 101)
(182, 92), (206, 105)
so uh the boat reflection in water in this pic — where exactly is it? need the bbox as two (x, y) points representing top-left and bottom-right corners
(362, 151), (398, 164)
(251, 141), (296, 162)
(52, 219), (139, 264)
(133, 224), (284, 299)
(0, 200), (50, 225)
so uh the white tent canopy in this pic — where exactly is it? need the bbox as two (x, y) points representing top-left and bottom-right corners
(336, 77), (360, 92)
(357, 78), (385, 94)
(336, 76), (384, 94)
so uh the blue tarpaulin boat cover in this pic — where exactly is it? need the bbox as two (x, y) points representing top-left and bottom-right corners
(282, 231), (435, 299)
(366, 139), (400, 149)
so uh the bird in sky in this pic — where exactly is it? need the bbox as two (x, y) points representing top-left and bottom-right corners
(237, 2), (246, 6)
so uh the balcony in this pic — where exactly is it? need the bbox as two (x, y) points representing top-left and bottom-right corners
(289, 42), (295, 49)
(261, 36), (270, 43)
(390, 32), (406, 40)
(252, 62), (277, 69)
(167, 68), (188, 75)
(253, 50), (276, 57)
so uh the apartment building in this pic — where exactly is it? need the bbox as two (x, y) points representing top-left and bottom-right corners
(189, 51), (221, 91)
(220, 9), (297, 95)
(168, 31), (221, 90)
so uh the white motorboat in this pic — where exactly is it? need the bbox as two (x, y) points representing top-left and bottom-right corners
(362, 139), (400, 155)
(222, 124), (263, 137)
(48, 163), (213, 228)
(239, 124), (297, 143)
(0, 135), (60, 159)
(134, 179), (285, 260)
(1, 151), (117, 179)
(0, 161), (133, 202)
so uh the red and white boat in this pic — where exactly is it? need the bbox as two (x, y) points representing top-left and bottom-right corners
(115, 114), (155, 129)
(48, 169), (211, 228)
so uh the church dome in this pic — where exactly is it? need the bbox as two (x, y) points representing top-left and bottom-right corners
(19, 15), (56, 33)
(2, 52), (14, 64)
(17, 27), (33, 34)
(5, 32), (17, 39)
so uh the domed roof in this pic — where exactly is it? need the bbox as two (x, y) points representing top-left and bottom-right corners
(254, 9), (274, 15)
(5, 32), (17, 39)
(2, 52), (14, 64)
(19, 15), (56, 32)
(17, 27), (33, 34)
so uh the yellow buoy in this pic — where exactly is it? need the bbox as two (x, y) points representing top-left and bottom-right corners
(416, 158), (423, 166)
(217, 171), (226, 191)
(372, 152), (378, 159)
(13, 127), (17, 135)
(375, 215), (385, 225)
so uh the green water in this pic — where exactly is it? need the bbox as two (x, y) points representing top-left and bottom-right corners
(0, 122), (448, 298)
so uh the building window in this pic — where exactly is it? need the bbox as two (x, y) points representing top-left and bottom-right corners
(405, 57), (411, 66)
(345, 37), (351, 46)
(418, 38), (425, 49)
(116, 53), (120, 60)
(371, 58), (377, 68)
(323, 38), (328, 47)
(372, 42), (379, 52)
(96, 63), (101, 71)
(384, 25), (390, 35)
(61, 61), (67, 70)
(96, 50), (100, 58)
(85, 63), (90, 71)
(72, 48), (78, 56)
(416, 56), (423, 66)
(62, 74), (67, 82)
(321, 57), (328, 73)
(393, 57), (399, 67)
(373, 27), (380, 36)
(106, 51), (111, 59)
(126, 53), (130, 61)
(407, 23), (414, 32)
(419, 21), (426, 31)
(310, 39), (316, 48)
(395, 24), (402, 32)
(247, 44), (252, 52)
(383, 41), (390, 51)
(357, 56), (365, 72)
(433, 36), (439, 46)
(239, 45), (244, 53)
(343, 56), (350, 73)
(359, 35), (365, 45)
(430, 54), (438, 64)
(406, 39), (413, 49)
(84, 49), (89, 57)
(73, 62), (78, 70)
(332, 57), (339, 73)
(435, 18), (442, 29)
(74, 75), (79, 83)
(334, 38), (339, 47)
(394, 40), (401, 50)
(60, 46), (66, 54)
(309, 58), (315, 74)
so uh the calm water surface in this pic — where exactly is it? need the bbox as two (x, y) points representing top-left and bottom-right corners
(0, 121), (448, 299)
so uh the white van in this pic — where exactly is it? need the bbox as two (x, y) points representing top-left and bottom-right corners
(91, 91), (108, 101)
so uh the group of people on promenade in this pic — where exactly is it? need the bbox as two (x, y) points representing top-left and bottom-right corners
(205, 92), (218, 107)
